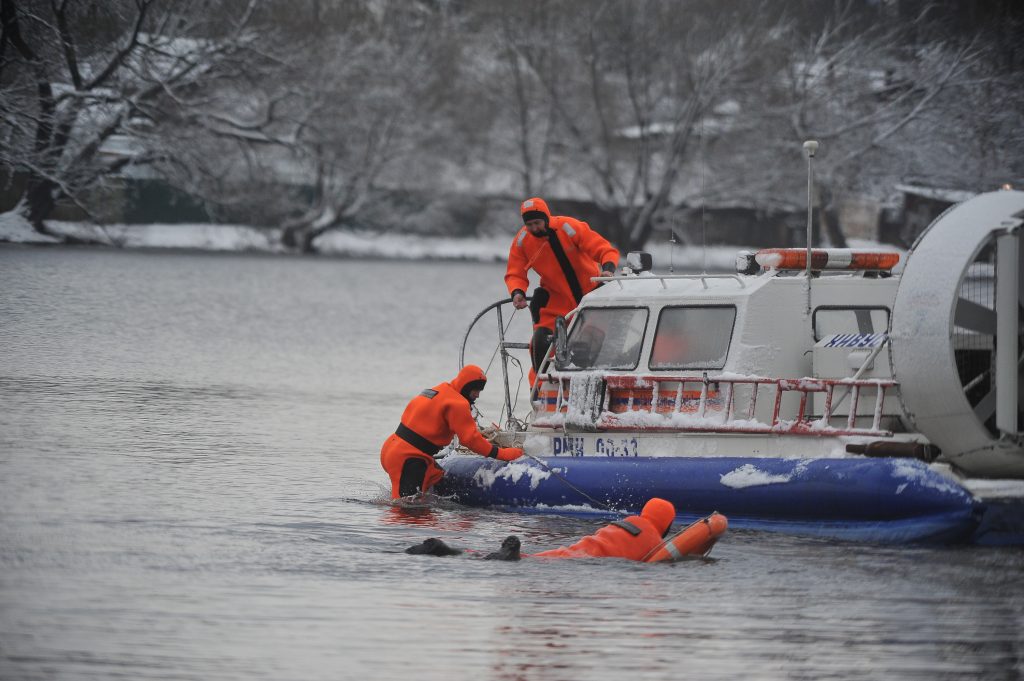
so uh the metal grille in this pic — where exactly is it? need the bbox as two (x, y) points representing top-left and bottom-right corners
(954, 239), (996, 426)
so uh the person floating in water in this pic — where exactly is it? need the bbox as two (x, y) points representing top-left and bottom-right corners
(404, 498), (676, 561)
(530, 497), (675, 559)
(380, 365), (524, 499)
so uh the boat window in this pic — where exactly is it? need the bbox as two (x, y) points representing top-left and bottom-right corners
(650, 306), (736, 370)
(564, 307), (648, 370)
(813, 307), (890, 341)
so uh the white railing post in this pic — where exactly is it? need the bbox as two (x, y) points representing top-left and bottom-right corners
(772, 384), (784, 427)
(823, 383), (835, 423)
(847, 386), (860, 430)
(872, 385), (886, 432)
(699, 374), (709, 418)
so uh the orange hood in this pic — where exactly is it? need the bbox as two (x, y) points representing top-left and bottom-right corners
(641, 498), (677, 537)
(452, 364), (487, 402)
(520, 197), (551, 224)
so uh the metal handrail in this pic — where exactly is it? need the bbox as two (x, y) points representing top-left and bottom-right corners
(592, 273), (747, 290)
(459, 297), (530, 431)
(829, 334), (890, 413)
(534, 372), (898, 437)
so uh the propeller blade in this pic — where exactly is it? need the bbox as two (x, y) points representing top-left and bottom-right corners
(954, 298), (997, 335)
(973, 386), (996, 422)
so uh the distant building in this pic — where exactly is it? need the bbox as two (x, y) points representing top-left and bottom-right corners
(883, 184), (977, 247)
(837, 194), (881, 242)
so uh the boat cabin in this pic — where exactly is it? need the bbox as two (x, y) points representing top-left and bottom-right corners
(532, 248), (907, 440)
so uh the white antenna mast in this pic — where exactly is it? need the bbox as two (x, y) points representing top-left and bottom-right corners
(701, 114), (708, 274)
(668, 225), (676, 274)
(803, 140), (819, 314)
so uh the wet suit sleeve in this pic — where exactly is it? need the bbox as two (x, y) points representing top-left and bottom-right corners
(446, 402), (499, 458)
(504, 229), (531, 297)
(571, 219), (619, 271)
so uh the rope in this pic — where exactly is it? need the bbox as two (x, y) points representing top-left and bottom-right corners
(521, 452), (615, 512)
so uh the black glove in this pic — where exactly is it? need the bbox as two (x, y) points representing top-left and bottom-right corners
(529, 286), (550, 325)
(483, 535), (522, 561)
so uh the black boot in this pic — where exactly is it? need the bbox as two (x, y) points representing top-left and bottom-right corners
(405, 537), (462, 556)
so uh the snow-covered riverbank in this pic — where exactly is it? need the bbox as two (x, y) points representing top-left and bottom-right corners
(0, 210), (901, 271)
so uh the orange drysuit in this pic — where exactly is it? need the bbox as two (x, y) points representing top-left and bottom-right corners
(532, 498), (676, 560)
(380, 365), (523, 499)
(505, 197), (619, 332)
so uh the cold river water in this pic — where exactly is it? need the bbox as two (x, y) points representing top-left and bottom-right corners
(1, 247), (1022, 680)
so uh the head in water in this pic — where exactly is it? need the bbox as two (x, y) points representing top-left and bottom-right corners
(641, 498), (676, 538)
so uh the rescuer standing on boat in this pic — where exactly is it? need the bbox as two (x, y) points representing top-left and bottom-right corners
(505, 197), (619, 381)
(380, 365), (524, 499)
(531, 497), (676, 559)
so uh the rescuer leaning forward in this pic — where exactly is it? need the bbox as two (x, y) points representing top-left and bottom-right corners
(505, 197), (619, 383)
(380, 365), (524, 499)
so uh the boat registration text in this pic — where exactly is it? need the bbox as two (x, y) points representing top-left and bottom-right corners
(551, 435), (639, 457)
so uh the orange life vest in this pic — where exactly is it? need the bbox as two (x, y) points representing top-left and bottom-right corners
(531, 515), (663, 560)
(394, 365), (496, 458)
(506, 197), (619, 330)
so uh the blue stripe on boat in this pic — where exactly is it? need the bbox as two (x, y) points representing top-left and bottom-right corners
(436, 455), (984, 544)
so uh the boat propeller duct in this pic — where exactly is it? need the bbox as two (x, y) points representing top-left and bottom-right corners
(890, 189), (1024, 478)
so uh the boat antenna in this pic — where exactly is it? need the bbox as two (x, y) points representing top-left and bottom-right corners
(701, 114), (709, 274)
(669, 226), (676, 274)
(803, 139), (819, 314)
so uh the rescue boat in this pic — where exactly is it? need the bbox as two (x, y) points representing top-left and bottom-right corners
(436, 188), (1024, 545)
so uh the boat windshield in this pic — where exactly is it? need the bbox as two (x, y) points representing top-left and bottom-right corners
(650, 306), (736, 370)
(564, 307), (648, 370)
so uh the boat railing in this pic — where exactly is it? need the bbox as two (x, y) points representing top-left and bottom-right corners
(592, 273), (747, 290)
(533, 373), (898, 437)
(459, 297), (530, 431)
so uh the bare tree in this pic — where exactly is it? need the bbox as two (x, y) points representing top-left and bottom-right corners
(4, 0), (1016, 252)
(463, 0), (562, 199)
(272, 1), (453, 253)
(489, 0), (779, 252)
(0, 0), (277, 237)
(480, 1), (1019, 250)
(742, 2), (998, 246)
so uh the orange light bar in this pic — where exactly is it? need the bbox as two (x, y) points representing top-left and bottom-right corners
(754, 248), (900, 271)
